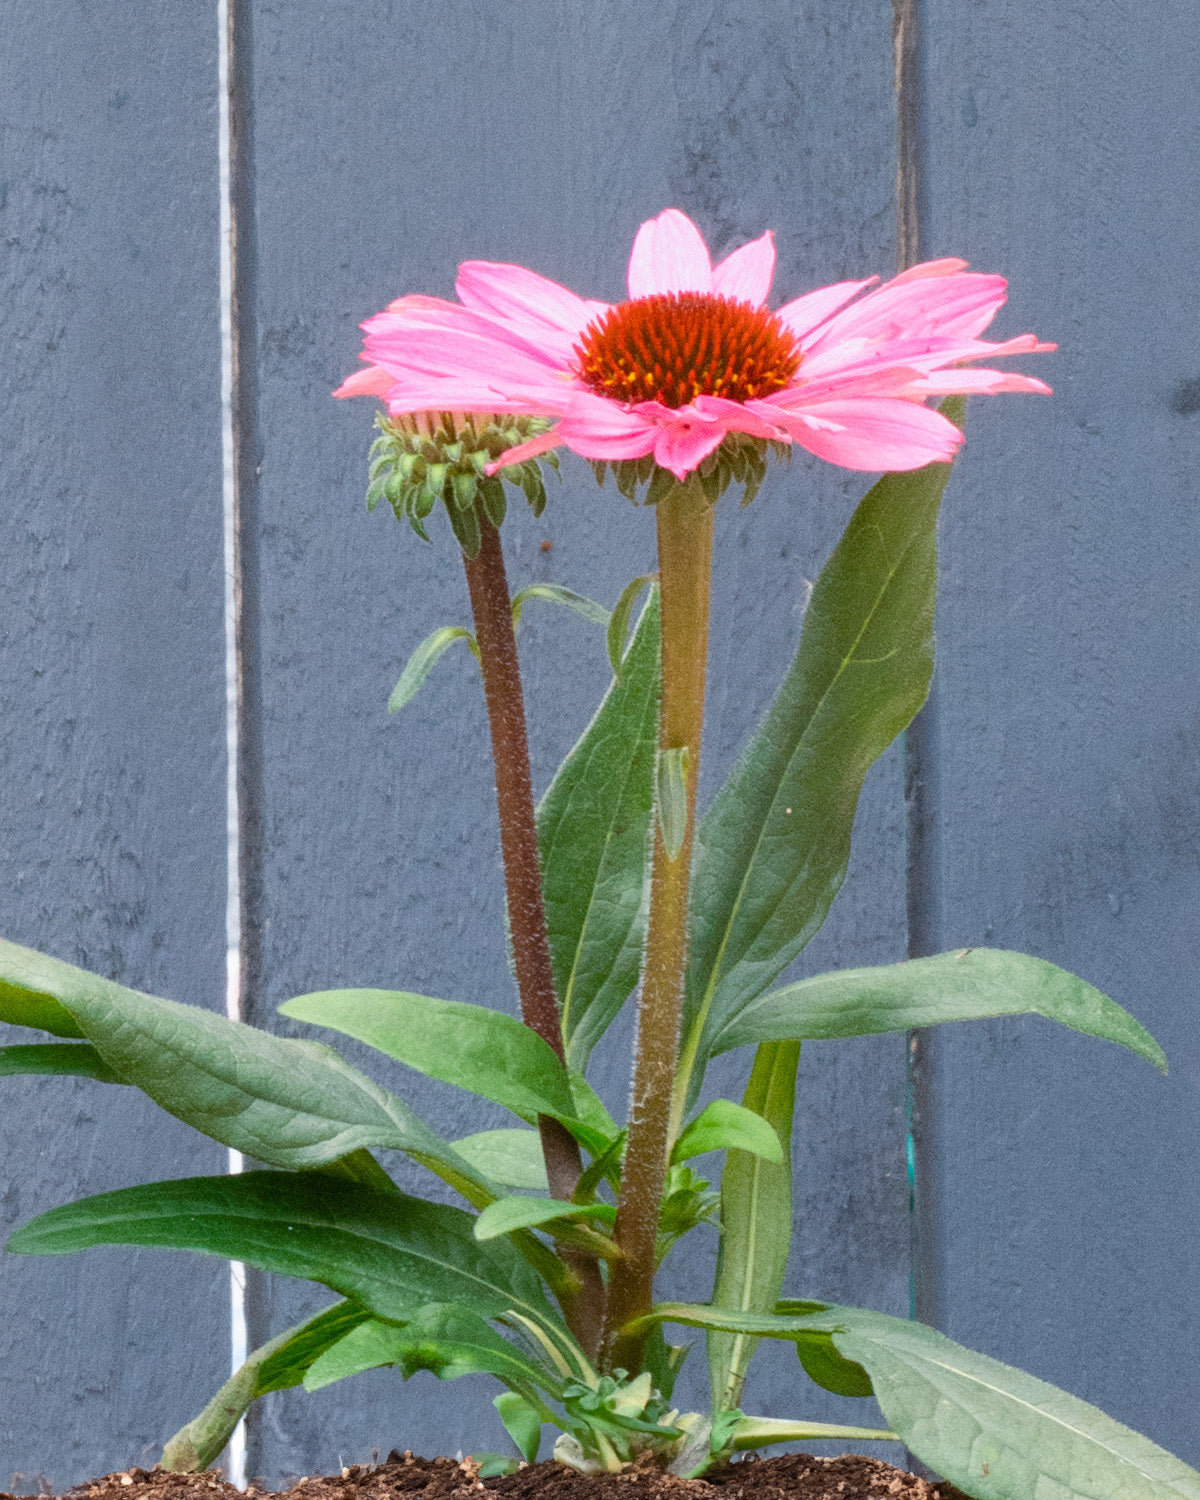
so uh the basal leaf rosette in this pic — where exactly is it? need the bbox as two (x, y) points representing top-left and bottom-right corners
(337, 207), (1054, 508)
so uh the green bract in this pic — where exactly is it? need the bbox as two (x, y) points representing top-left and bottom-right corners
(3, 400), (1194, 1500)
(591, 430), (791, 508)
(368, 411), (557, 556)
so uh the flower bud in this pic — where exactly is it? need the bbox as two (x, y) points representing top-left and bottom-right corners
(365, 412), (557, 557)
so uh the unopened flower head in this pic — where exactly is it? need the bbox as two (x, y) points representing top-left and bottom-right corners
(339, 371), (555, 556)
(337, 209), (1054, 503)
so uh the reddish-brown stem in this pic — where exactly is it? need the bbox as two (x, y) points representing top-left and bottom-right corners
(603, 477), (715, 1370)
(460, 516), (604, 1357)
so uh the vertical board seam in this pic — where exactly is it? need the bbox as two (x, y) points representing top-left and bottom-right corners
(220, 0), (264, 1483)
(218, 0), (248, 1484)
(894, 0), (945, 1454)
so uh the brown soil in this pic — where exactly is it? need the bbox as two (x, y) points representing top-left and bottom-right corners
(3, 1450), (971, 1500)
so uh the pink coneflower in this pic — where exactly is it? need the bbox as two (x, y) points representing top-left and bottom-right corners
(336, 208), (1053, 482)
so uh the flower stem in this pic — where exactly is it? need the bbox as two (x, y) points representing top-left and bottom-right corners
(460, 515), (604, 1357)
(603, 475), (715, 1369)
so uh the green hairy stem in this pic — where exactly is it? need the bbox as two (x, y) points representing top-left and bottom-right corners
(604, 476), (715, 1368)
(460, 517), (604, 1356)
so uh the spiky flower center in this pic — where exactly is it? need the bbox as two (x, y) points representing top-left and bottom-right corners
(575, 292), (801, 410)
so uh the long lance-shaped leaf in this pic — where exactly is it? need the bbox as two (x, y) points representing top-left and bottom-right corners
(453, 1129), (549, 1191)
(636, 1303), (1200, 1500)
(255, 1300), (376, 1394)
(161, 1300), (371, 1470)
(730, 1416), (897, 1448)
(536, 589), (660, 1068)
(0, 1042), (123, 1083)
(0, 937), (490, 1201)
(279, 988), (579, 1127)
(707, 1041), (799, 1413)
(474, 1195), (616, 1245)
(8, 1172), (561, 1332)
(709, 947), (1167, 1070)
(304, 1303), (561, 1408)
(676, 409), (962, 1117)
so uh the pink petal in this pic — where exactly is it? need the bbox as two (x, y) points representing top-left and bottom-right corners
(554, 392), (659, 461)
(383, 293), (462, 315)
(652, 415), (729, 479)
(692, 394), (792, 440)
(772, 397), (964, 471)
(777, 278), (878, 342)
(627, 209), (714, 299)
(333, 364), (397, 399)
(904, 369), (1053, 396)
(765, 362), (929, 407)
(365, 316), (574, 407)
(810, 271), (1009, 350)
(455, 260), (608, 359)
(364, 300), (565, 370)
(957, 332), (1057, 358)
(384, 382), (554, 418)
(889, 257), (969, 284)
(486, 426), (565, 473)
(711, 230), (776, 306)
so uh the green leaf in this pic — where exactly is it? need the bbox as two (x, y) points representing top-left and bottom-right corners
(656, 747), (690, 863)
(0, 943), (86, 1036)
(710, 948), (1167, 1071)
(0, 938), (488, 1199)
(0, 1042), (124, 1084)
(474, 1196), (616, 1243)
(453, 1130), (548, 1192)
(255, 1300), (374, 1394)
(475, 1457), (521, 1479)
(495, 1390), (543, 1463)
(606, 574), (657, 675)
(729, 1417), (896, 1449)
(833, 1310), (1200, 1500)
(388, 626), (475, 713)
(631, 1299), (829, 1341)
(161, 1301), (371, 1470)
(672, 1098), (783, 1166)
(160, 1330), (292, 1471)
(537, 590), (660, 1068)
(511, 583), (610, 631)
(317, 1147), (402, 1195)
(567, 1071), (620, 1145)
(678, 419), (962, 1112)
(706, 1043), (799, 1413)
(8, 1172), (558, 1328)
(279, 988), (578, 1127)
(304, 1304), (557, 1398)
(573, 1130), (626, 1202)
(794, 1334), (873, 1399)
(639, 1302), (1200, 1500)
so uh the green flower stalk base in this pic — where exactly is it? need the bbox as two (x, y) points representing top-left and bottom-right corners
(605, 474), (715, 1370)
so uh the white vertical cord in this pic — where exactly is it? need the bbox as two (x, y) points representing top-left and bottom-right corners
(218, 0), (249, 1486)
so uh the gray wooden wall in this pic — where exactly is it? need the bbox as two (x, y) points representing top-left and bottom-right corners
(2, 0), (1196, 1489)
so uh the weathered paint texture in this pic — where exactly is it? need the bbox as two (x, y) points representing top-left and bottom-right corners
(911, 0), (1200, 1465)
(0, 5), (228, 1488)
(0, 0), (1196, 1488)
